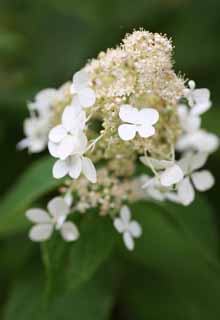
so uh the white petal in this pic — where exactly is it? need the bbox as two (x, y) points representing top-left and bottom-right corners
(64, 193), (74, 207)
(26, 209), (50, 223)
(82, 157), (97, 183)
(73, 131), (88, 154)
(47, 197), (69, 218)
(69, 155), (82, 179)
(129, 221), (142, 238)
(78, 88), (96, 108)
(119, 105), (138, 123)
(48, 141), (60, 158)
(123, 232), (134, 251)
(192, 89), (210, 114)
(58, 135), (76, 160)
(160, 164), (183, 187)
(177, 177), (195, 206)
(49, 125), (66, 143)
(190, 152), (208, 172)
(178, 152), (193, 175)
(137, 125), (155, 138)
(29, 224), (53, 242)
(177, 130), (219, 154)
(72, 70), (89, 91)
(52, 159), (69, 179)
(191, 170), (215, 191)
(118, 124), (136, 141)
(113, 218), (125, 233)
(60, 222), (79, 241)
(120, 206), (131, 223)
(137, 108), (159, 126)
(62, 106), (86, 132)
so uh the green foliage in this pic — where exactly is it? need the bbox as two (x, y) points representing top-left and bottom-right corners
(42, 213), (116, 298)
(0, 157), (60, 237)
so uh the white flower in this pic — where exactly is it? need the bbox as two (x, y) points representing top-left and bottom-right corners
(177, 104), (201, 133)
(114, 206), (142, 251)
(184, 80), (211, 115)
(118, 104), (159, 141)
(28, 88), (57, 116)
(70, 70), (96, 108)
(140, 156), (184, 187)
(48, 105), (86, 160)
(53, 155), (97, 183)
(176, 152), (215, 206)
(17, 116), (49, 153)
(26, 197), (79, 242)
(176, 129), (219, 154)
(52, 132), (97, 183)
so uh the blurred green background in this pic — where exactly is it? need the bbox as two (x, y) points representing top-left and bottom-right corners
(0, 0), (220, 319)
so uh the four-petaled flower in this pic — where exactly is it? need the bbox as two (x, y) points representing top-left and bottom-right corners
(48, 105), (86, 160)
(175, 152), (215, 206)
(118, 104), (159, 141)
(26, 197), (79, 242)
(52, 135), (97, 183)
(114, 206), (142, 251)
(70, 70), (96, 108)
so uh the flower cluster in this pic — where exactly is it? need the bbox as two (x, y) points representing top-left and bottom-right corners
(19, 30), (219, 250)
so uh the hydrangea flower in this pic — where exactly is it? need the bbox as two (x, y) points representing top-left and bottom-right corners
(28, 88), (58, 116)
(48, 105), (86, 160)
(26, 197), (79, 242)
(51, 127), (97, 182)
(17, 117), (50, 153)
(140, 156), (184, 187)
(173, 152), (215, 206)
(114, 206), (142, 250)
(184, 80), (211, 115)
(177, 104), (201, 133)
(118, 104), (159, 141)
(70, 70), (96, 108)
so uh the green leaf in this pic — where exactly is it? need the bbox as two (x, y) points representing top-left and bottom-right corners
(3, 265), (117, 320)
(0, 157), (60, 237)
(119, 200), (220, 318)
(42, 213), (116, 298)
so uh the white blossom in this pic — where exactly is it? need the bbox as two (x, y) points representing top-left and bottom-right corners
(175, 152), (215, 206)
(53, 155), (97, 183)
(176, 129), (219, 154)
(28, 88), (57, 116)
(114, 206), (142, 251)
(140, 156), (184, 188)
(17, 116), (50, 153)
(118, 104), (159, 141)
(48, 105), (86, 160)
(70, 70), (96, 108)
(26, 197), (79, 242)
(52, 132), (97, 183)
(184, 80), (211, 115)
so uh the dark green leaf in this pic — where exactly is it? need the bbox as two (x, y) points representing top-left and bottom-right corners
(42, 213), (116, 298)
(0, 157), (60, 237)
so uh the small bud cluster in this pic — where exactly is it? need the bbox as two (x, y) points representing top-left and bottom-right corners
(19, 30), (219, 251)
